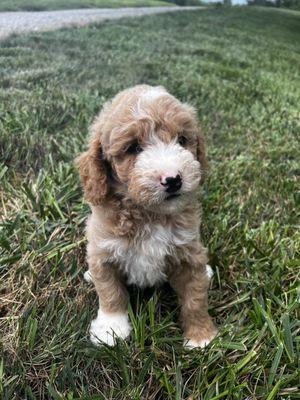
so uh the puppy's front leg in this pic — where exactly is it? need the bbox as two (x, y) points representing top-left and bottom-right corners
(89, 260), (132, 346)
(169, 259), (217, 349)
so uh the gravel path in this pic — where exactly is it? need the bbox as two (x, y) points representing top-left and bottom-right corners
(0, 6), (201, 40)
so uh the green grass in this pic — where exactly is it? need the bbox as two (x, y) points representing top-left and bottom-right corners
(1, 6), (299, 400)
(0, 0), (172, 12)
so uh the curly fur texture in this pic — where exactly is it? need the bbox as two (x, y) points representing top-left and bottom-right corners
(76, 85), (216, 347)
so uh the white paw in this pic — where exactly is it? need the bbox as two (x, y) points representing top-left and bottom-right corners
(90, 309), (132, 346)
(184, 338), (212, 349)
(206, 264), (214, 280)
(84, 270), (93, 283)
(184, 331), (217, 349)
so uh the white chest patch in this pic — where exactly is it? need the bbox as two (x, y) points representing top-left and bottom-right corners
(97, 224), (197, 288)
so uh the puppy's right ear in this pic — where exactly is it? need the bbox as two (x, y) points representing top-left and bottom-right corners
(75, 137), (108, 206)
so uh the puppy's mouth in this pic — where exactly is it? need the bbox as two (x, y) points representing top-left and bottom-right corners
(165, 193), (181, 201)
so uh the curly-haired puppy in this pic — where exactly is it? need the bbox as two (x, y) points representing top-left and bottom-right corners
(76, 85), (217, 348)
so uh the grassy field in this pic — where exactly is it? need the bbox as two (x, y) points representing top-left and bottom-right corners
(1, 6), (299, 400)
(0, 0), (173, 12)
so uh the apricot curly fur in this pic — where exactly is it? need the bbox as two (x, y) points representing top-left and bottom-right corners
(76, 85), (216, 347)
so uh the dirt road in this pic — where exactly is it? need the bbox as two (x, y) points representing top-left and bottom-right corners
(0, 6), (201, 40)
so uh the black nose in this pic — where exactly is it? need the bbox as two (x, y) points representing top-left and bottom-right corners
(164, 174), (182, 193)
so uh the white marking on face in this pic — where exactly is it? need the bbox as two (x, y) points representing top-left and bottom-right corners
(141, 86), (167, 102)
(128, 138), (201, 213)
(131, 86), (168, 119)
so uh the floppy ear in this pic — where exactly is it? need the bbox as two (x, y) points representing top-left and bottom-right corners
(196, 131), (208, 185)
(75, 136), (109, 205)
(184, 104), (208, 184)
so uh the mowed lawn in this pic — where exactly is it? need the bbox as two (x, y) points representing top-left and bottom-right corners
(1, 6), (299, 400)
(0, 0), (172, 12)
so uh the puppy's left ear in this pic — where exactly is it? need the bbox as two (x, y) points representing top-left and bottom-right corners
(185, 104), (208, 184)
(196, 131), (208, 184)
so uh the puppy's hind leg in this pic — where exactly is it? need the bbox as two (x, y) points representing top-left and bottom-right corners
(84, 270), (93, 283)
(205, 264), (214, 280)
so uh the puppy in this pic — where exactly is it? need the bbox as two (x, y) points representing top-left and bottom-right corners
(76, 85), (217, 348)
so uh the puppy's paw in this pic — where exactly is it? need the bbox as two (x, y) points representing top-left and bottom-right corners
(90, 309), (132, 346)
(206, 264), (214, 280)
(84, 270), (93, 283)
(184, 328), (217, 350)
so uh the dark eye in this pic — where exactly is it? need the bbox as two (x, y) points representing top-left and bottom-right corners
(178, 135), (188, 146)
(125, 141), (143, 155)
